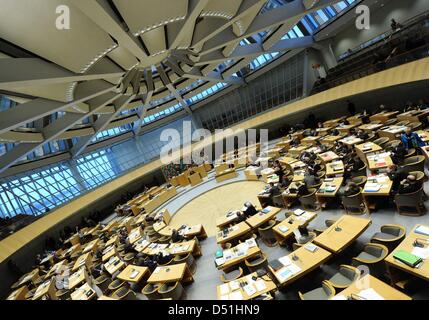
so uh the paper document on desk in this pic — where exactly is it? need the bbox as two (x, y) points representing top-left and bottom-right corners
(278, 256), (292, 267)
(243, 285), (257, 297)
(358, 288), (385, 300)
(415, 225), (429, 236)
(331, 295), (347, 300)
(215, 257), (225, 266)
(219, 283), (229, 295)
(229, 281), (240, 291)
(412, 247), (429, 260)
(229, 291), (243, 300)
(364, 183), (380, 192)
(277, 264), (301, 282)
(255, 280), (267, 292)
(245, 238), (257, 248)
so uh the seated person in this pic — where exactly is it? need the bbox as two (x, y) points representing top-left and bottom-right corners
(154, 251), (173, 265)
(340, 119), (350, 126)
(315, 140), (328, 152)
(235, 211), (247, 222)
(317, 122), (324, 129)
(356, 129), (369, 140)
(280, 175), (292, 189)
(290, 137), (300, 147)
(398, 175), (420, 194)
(273, 160), (285, 179)
(400, 128), (425, 150)
(390, 141), (407, 164)
(296, 182), (310, 197)
(268, 182), (281, 197)
(387, 164), (408, 193)
(417, 98), (428, 110)
(342, 182), (361, 197)
(242, 202), (258, 217)
(295, 225), (314, 245)
(329, 128), (340, 136)
(304, 172), (320, 188)
(171, 229), (186, 243)
(307, 160), (322, 176)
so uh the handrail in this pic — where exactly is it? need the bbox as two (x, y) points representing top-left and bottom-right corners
(338, 10), (429, 62)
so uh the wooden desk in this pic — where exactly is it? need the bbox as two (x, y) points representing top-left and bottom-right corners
(273, 211), (317, 243)
(215, 168), (238, 183)
(104, 256), (126, 276)
(340, 136), (363, 146)
(367, 152), (393, 171)
(117, 265), (150, 284)
(355, 142), (382, 155)
(128, 227), (144, 245)
(82, 239), (100, 254)
(245, 206), (281, 229)
(301, 136), (320, 146)
(71, 283), (97, 301)
(288, 145), (309, 156)
(337, 123), (359, 134)
(325, 160), (344, 177)
(313, 215), (371, 253)
(147, 263), (193, 284)
(32, 278), (57, 300)
(278, 156), (298, 166)
(269, 245), (332, 287)
(260, 168), (276, 183)
(17, 268), (39, 287)
(188, 172), (203, 186)
(369, 111), (399, 123)
(385, 224), (429, 285)
(142, 240), (198, 257)
(397, 109), (429, 123)
(316, 177), (344, 198)
(102, 245), (117, 262)
(358, 123), (384, 133)
(46, 260), (67, 278)
(7, 285), (29, 300)
(217, 273), (277, 300)
(216, 221), (252, 245)
(333, 274), (411, 300)
(378, 125), (408, 140)
(216, 239), (261, 270)
(158, 224), (207, 239)
(319, 151), (339, 163)
(68, 267), (91, 290)
(321, 135), (343, 144)
(362, 173), (393, 197)
(72, 252), (92, 272)
(216, 210), (241, 228)
(244, 166), (260, 181)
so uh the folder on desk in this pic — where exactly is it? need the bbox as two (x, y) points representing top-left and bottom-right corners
(393, 250), (422, 268)
(415, 225), (429, 237)
(268, 259), (284, 271)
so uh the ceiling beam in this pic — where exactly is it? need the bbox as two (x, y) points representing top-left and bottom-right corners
(72, 0), (148, 62)
(0, 85), (115, 135)
(70, 94), (136, 157)
(0, 58), (123, 90)
(199, 0), (338, 55)
(169, 0), (211, 50)
(0, 92), (120, 174)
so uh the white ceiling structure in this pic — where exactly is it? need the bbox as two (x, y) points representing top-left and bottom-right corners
(0, 0), (343, 173)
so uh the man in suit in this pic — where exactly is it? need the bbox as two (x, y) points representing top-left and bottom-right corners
(387, 165), (408, 193)
(390, 141), (407, 164)
(398, 175), (420, 194)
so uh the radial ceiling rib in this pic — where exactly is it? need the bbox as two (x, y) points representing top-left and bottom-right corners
(169, 0), (211, 50)
(192, 0), (266, 48)
(200, 0), (338, 55)
(72, 0), (147, 61)
(0, 92), (120, 174)
(71, 94), (136, 157)
(196, 36), (313, 65)
(0, 85), (114, 135)
(0, 58), (124, 90)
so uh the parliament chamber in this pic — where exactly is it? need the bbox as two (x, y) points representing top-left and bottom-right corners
(1, 0), (429, 305)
